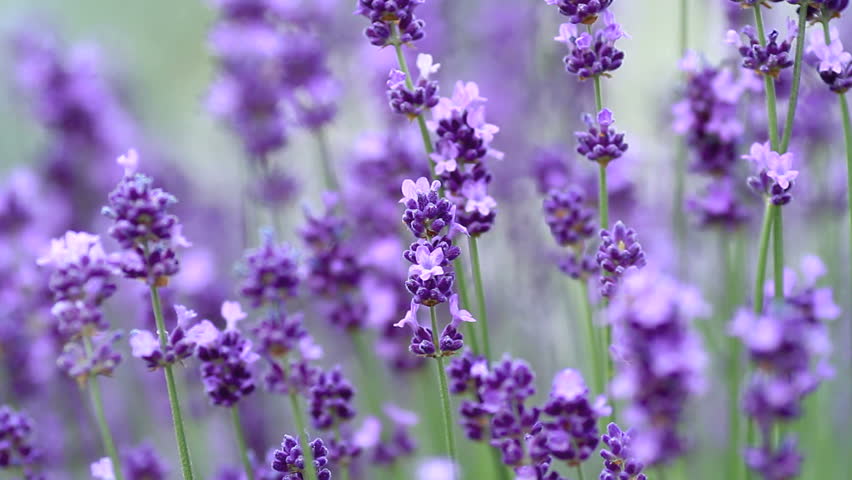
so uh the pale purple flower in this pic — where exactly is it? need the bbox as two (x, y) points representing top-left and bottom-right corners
(765, 152), (798, 190)
(186, 320), (219, 347)
(117, 148), (139, 176)
(394, 301), (422, 330)
(221, 300), (247, 331)
(416, 53), (440, 79)
(416, 457), (457, 480)
(37, 231), (113, 269)
(460, 179), (497, 216)
(386, 69), (407, 89)
(91, 457), (115, 480)
(807, 28), (851, 74)
(449, 293), (476, 327)
(408, 245), (445, 281)
(551, 368), (587, 402)
(430, 140), (460, 175)
(742, 142), (773, 170)
(129, 330), (159, 358)
(554, 23), (577, 45)
(399, 177), (440, 204)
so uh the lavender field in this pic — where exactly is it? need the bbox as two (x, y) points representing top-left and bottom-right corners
(0, 0), (851, 479)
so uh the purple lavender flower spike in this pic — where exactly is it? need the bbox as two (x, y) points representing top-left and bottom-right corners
(355, 0), (426, 47)
(57, 331), (123, 384)
(555, 12), (627, 80)
(272, 435), (332, 480)
(122, 443), (169, 480)
(599, 423), (647, 480)
(807, 26), (852, 93)
(595, 221), (646, 298)
(196, 301), (259, 407)
(744, 142), (799, 205)
(308, 366), (357, 430)
(130, 305), (214, 370)
(0, 406), (43, 470)
(608, 269), (709, 466)
(544, 0), (614, 25)
(728, 20), (797, 78)
(686, 179), (750, 230)
(239, 230), (300, 308)
(387, 54), (440, 119)
(576, 109), (628, 165)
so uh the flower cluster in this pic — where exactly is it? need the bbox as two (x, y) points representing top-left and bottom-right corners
(239, 231), (300, 308)
(554, 12), (627, 80)
(544, 0), (614, 25)
(0, 406), (42, 472)
(608, 269), (708, 465)
(122, 443), (169, 480)
(37, 231), (118, 338)
(370, 405), (419, 466)
(308, 367), (363, 466)
(542, 187), (599, 280)
(804, 0), (849, 22)
(595, 221), (646, 298)
(208, 0), (338, 157)
(300, 194), (368, 332)
(599, 423), (647, 480)
(56, 331), (122, 384)
(731, 256), (838, 479)
(807, 26), (852, 94)
(575, 109), (628, 165)
(387, 54), (440, 120)
(272, 435), (332, 480)
(429, 82), (502, 235)
(130, 305), (216, 370)
(355, 0), (426, 47)
(196, 301), (260, 407)
(727, 20), (797, 78)
(743, 142), (799, 206)
(102, 150), (189, 285)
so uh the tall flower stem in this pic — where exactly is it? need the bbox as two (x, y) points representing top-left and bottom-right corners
(673, 0), (689, 274)
(281, 360), (319, 480)
(752, 6), (780, 151)
(468, 236), (492, 360)
(578, 280), (603, 396)
(779, 4), (810, 153)
(429, 307), (457, 468)
(772, 206), (785, 301)
(753, 201), (775, 314)
(83, 335), (124, 480)
(149, 285), (195, 480)
(459, 269), (481, 354)
(231, 407), (255, 480)
(315, 128), (339, 192)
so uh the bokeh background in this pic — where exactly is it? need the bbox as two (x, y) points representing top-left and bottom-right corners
(0, 1), (850, 479)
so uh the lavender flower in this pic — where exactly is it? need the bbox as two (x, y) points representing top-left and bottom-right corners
(807, 26), (852, 93)
(271, 435), (332, 480)
(599, 423), (647, 480)
(239, 231), (300, 308)
(804, 0), (849, 22)
(57, 330), (123, 384)
(744, 142), (799, 205)
(686, 179), (750, 230)
(122, 443), (169, 480)
(576, 109), (628, 165)
(196, 301), (260, 407)
(542, 187), (596, 247)
(130, 305), (216, 370)
(544, 0), (614, 25)
(554, 12), (627, 80)
(608, 269), (709, 465)
(727, 20), (797, 78)
(355, 0), (426, 47)
(0, 406), (41, 470)
(387, 54), (440, 119)
(308, 367), (357, 430)
(37, 231), (118, 338)
(595, 221), (646, 298)
(370, 405), (419, 466)
(102, 150), (189, 285)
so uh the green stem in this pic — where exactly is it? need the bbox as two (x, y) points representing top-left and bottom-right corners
(286, 379), (318, 480)
(430, 307), (457, 467)
(598, 163), (609, 229)
(578, 280), (602, 395)
(352, 331), (384, 416)
(576, 465), (587, 480)
(231, 407), (255, 480)
(149, 285), (195, 480)
(83, 336), (124, 480)
(390, 23), (436, 177)
(592, 75), (604, 113)
(489, 445), (512, 480)
(779, 4), (809, 153)
(674, 0), (689, 277)
(315, 129), (339, 192)
(753, 202), (775, 314)
(468, 236), (492, 360)
(772, 206), (785, 303)
(752, 6), (780, 150)
(455, 261), (481, 355)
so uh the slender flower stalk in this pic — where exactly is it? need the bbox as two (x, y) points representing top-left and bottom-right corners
(468, 237), (491, 360)
(315, 129), (339, 192)
(230, 407), (254, 480)
(673, 0), (689, 274)
(149, 286), (195, 480)
(780, 5), (810, 153)
(281, 360), (319, 480)
(430, 306), (457, 466)
(83, 335), (124, 480)
(751, 7), (780, 150)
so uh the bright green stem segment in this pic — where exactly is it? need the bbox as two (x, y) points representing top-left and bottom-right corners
(231, 407), (255, 480)
(772, 207), (785, 302)
(752, 6), (780, 150)
(315, 129), (339, 192)
(576, 465), (587, 480)
(390, 23), (436, 177)
(753, 202), (775, 314)
(284, 367), (319, 480)
(149, 286), (195, 480)
(430, 307), (457, 468)
(84, 336), (124, 480)
(578, 281), (603, 395)
(455, 261), (481, 355)
(468, 236), (492, 361)
(598, 163), (609, 230)
(779, 5), (809, 153)
(593, 75), (604, 113)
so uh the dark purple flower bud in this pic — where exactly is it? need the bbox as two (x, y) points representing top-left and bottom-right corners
(57, 331), (123, 384)
(122, 443), (169, 480)
(599, 423), (647, 480)
(308, 367), (357, 430)
(595, 221), (646, 298)
(729, 23), (797, 78)
(0, 406), (42, 469)
(239, 231), (300, 308)
(543, 187), (596, 247)
(556, 13), (627, 80)
(197, 302), (259, 407)
(386, 69), (440, 119)
(575, 109), (628, 166)
(544, 0), (614, 25)
(356, 0), (426, 47)
(744, 437), (802, 480)
(272, 435), (332, 480)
